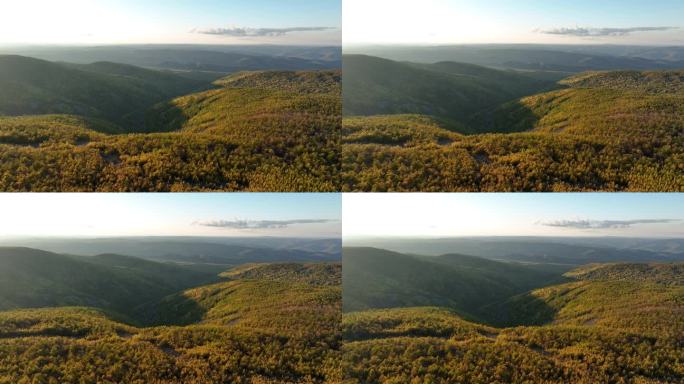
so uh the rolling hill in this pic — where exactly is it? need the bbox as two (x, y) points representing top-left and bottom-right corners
(0, 262), (342, 383)
(0, 59), (341, 192)
(343, 54), (557, 132)
(342, 262), (684, 383)
(342, 56), (684, 192)
(343, 247), (563, 321)
(0, 247), (218, 321)
(0, 55), (208, 130)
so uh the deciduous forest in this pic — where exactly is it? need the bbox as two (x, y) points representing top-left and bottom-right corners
(0, 246), (342, 384)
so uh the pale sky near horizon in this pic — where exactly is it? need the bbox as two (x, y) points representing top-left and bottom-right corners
(344, 0), (684, 46)
(0, 0), (341, 46)
(0, 193), (341, 238)
(343, 194), (684, 238)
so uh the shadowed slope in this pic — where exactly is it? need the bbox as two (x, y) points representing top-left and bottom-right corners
(0, 55), (207, 131)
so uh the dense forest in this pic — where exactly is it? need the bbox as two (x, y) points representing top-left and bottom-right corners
(0, 247), (342, 383)
(342, 55), (684, 192)
(0, 55), (340, 192)
(342, 248), (684, 383)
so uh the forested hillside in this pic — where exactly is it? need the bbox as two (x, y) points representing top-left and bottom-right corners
(0, 258), (342, 383)
(342, 261), (684, 383)
(0, 58), (341, 192)
(0, 247), (218, 322)
(343, 248), (562, 319)
(343, 55), (556, 132)
(342, 57), (684, 192)
(0, 56), (207, 130)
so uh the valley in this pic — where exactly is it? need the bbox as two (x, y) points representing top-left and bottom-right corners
(342, 49), (684, 192)
(341, 242), (684, 383)
(0, 49), (341, 192)
(0, 245), (342, 383)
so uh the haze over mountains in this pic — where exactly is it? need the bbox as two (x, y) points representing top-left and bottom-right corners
(0, 237), (341, 270)
(344, 44), (684, 75)
(0, 45), (341, 76)
(344, 237), (684, 265)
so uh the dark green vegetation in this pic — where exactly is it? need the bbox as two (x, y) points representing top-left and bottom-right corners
(342, 55), (684, 192)
(343, 55), (557, 132)
(0, 247), (217, 321)
(343, 247), (566, 322)
(0, 55), (340, 192)
(0, 56), (207, 130)
(342, 247), (684, 383)
(0, 247), (342, 383)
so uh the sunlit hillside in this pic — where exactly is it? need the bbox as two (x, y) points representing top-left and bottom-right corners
(342, 260), (684, 383)
(0, 58), (340, 192)
(342, 57), (684, 192)
(0, 253), (342, 384)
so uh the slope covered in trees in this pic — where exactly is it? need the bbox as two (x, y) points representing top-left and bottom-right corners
(342, 261), (684, 383)
(0, 258), (342, 383)
(0, 247), (218, 322)
(343, 247), (563, 322)
(0, 55), (207, 130)
(0, 61), (341, 191)
(342, 59), (684, 192)
(343, 55), (556, 132)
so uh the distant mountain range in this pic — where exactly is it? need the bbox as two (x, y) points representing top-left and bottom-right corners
(345, 44), (684, 73)
(0, 237), (341, 265)
(343, 237), (684, 264)
(0, 44), (341, 75)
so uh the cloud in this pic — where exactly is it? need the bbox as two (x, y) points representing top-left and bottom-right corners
(540, 219), (680, 230)
(537, 26), (678, 37)
(195, 219), (334, 230)
(193, 26), (334, 38)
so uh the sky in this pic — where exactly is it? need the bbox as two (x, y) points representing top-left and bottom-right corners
(343, 194), (684, 239)
(344, 0), (684, 46)
(0, 193), (341, 238)
(0, 0), (341, 45)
